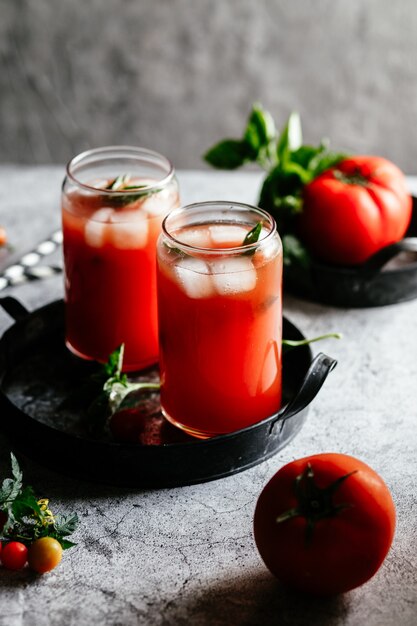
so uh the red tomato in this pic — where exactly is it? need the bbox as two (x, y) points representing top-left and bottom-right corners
(1, 541), (28, 570)
(28, 537), (62, 574)
(109, 407), (164, 444)
(110, 407), (149, 443)
(299, 156), (412, 265)
(253, 453), (396, 595)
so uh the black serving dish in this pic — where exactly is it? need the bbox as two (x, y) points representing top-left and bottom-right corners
(284, 197), (417, 308)
(0, 298), (336, 487)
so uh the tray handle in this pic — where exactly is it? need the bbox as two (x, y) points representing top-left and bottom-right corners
(274, 352), (337, 426)
(0, 296), (30, 321)
(360, 237), (417, 274)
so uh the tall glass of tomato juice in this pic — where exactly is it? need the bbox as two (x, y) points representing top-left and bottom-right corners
(62, 146), (179, 371)
(157, 201), (283, 438)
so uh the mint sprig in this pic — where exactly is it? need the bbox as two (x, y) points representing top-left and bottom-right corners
(204, 104), (348, 268)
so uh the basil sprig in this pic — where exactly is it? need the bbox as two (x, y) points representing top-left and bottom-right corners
(103, 174), (160, 207)
(204, 103), (348, 268)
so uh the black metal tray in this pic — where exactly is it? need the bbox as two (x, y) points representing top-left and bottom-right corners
(0, 298), (336, 487)
(284, 198), (417, 308)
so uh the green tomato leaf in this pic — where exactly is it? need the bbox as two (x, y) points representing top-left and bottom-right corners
(60, 539), (77, 550)
(54, 512), (79, 537)
(204, 139), (253, 169)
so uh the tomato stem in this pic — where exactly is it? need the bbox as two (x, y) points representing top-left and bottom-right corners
(276, 463), (357, 544)
(333, 168), (369, 187)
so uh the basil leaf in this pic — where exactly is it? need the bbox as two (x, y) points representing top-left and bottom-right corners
(282, 234), (311, 269)
(106, 174), (128, 190)
(204, 139), (253, 169)
(290, 145), (325, 169)
(277, 112), (302, 163)
(244, 103), (276, 155)
(243, 222), (262, 246)
(309, 151), (347, 177)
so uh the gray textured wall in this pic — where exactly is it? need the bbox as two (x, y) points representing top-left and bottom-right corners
(1, 0), (417, 171)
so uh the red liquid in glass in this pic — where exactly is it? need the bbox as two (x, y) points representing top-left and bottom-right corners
(62, 181), (179, 371)
(157, 224), (282, 437)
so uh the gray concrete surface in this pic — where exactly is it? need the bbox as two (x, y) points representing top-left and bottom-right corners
(1, 1), (417, 171)
(0, 167), (416, 625)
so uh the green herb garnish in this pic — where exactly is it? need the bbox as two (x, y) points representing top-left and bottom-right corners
(103, 174), (159, 207)
(282, 333), (342, 353)
(204, 103), (348, 269)
(243, 222), (262, 247)
(85, 344), (160, 434)
(0, 453), (79, 549)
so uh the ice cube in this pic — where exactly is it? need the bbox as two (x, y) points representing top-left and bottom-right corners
(142, 188), (178, 217)
(209, 224), (249, 246)
(174, 257), (214, 299)
(110, 210), (149, 249)
(176, 227), (212, 249)
(260, 227), (270, 240)
(211, 257), (257, 295)
(84, 208), (113, 247)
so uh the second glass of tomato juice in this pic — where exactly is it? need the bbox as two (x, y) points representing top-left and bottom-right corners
(157, 201), (283, 438)
(62, 146), (180, 371)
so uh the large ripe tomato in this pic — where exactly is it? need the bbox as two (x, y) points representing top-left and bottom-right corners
(299, 156), (412, 265)
(253, 453), (396, 595)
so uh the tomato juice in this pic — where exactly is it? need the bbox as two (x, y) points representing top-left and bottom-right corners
(62, 147), (179, 371)
(157, 203), (283, 438)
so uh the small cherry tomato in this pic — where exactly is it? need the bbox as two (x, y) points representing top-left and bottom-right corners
(110, 407), (163, 444)
(1, 541), (28, 570)
(0, 226), (7, 247)
(254, 453), (396, 595)
(28, 537), (62, 574)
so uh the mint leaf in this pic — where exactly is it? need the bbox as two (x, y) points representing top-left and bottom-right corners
(204, 139), (253, 169)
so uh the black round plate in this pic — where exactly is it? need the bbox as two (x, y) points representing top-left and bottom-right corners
(0, 298), (336, 487)
(284, 198), (417, 308)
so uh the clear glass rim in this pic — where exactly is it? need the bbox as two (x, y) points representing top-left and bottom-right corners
(162, 200), (277, 255)
(66, 145), (175, 194)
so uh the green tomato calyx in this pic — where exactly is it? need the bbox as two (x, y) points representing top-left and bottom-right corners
(276, 463), (357, 544)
